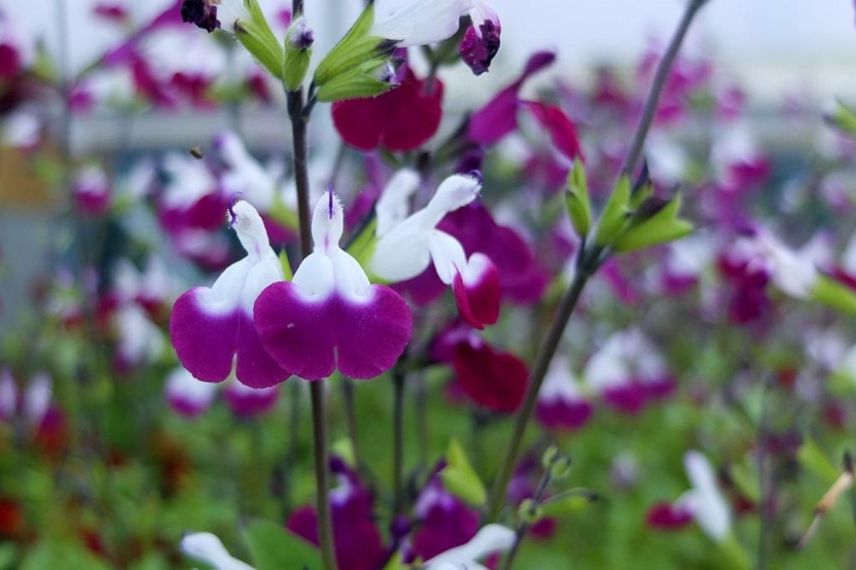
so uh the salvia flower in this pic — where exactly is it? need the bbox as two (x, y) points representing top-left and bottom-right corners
(680, 451), (732, 541)
(423, 524), (516, 570)
(368, 0), (501, 76)
(170, 200), (291, 388)
(165, 367), (218, 418)
(370, 172), (501, 329)
(254, 191), (413, 381)
(181, 533), (254, 570)
(180, 0), (249, 34)
(536, 355), (594, 432)
(409, 472), (481, 561)
(72, 164), (112, 216)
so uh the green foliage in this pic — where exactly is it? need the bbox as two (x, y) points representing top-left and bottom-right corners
(440, 439), (487, 507)
(613, 195), (694, 252)
(565, 159), (592, 237)
(244, 520), (322, 570)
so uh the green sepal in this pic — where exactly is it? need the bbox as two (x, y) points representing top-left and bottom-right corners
(811, 275), (856, 316)
(613, 195), (694, 252)
(565, 159), (592, 237)
(540, 489), (597, 517)
(593, 175), (632, 246)
(282, 18), (313, 92)
(440, 439), (487, 507)
(235, 11), (285, 80)
(278, 250), (293, 281)
(316, 59), (396, 102)
(314, 6), (394, 86)
(347, 217), (379, 269)
(827, 99), (856, 138)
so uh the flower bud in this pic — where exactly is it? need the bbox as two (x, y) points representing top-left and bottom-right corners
(282, 16), (314, 92)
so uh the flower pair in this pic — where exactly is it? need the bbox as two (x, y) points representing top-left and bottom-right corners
(170, 192), (413, 387)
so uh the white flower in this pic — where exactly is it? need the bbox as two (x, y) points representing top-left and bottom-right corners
(677, 451), (731, 542)
(181, 533), (254, 570)
(371, 0), (498, 47)
(425, 524), (516, 570)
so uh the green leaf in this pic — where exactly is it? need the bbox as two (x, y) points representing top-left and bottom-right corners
(278, 250), (293, 281)
(245, 519), (323, 570)
(827, 99), (856, 138)
(811, 275), (856, 316)
(314, 6), (393, 86)
(20, 541), (111, 570)
(717, 535), (751, 570)
(798, 439), (839, 485)
(613, 195), (694, 252)
(0, 544), (17, 570)
(540, 489), (597, 517)
(565, 159), (592, 237)
(593, 176), (631, 246)
(729, 461), (760, 502)
(316, 62), (397, 102)
(440, 439), (487, 507)
(235, 2), (285, 80)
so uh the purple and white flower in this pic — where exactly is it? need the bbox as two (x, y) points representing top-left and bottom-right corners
(254, 191), (413, 381)
(170, 200), (291, 388)
(424, 524), (516, 570)
(369, 172), (501, 329)
(536, 355), (594, 432)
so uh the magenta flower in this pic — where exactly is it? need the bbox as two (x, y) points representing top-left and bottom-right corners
(72, 164), (112, 216)
(223, 380), (278, 418)
(469, 51), (583, 161)
(458, 3), (502, 75)
(369, 172), (501, 329)
(332, 67), (444, 153)
(254, 192), (412, 381)
(170, 200), (291, 388)
(165, 367), (217, 418)
(408, 474), (481, 561)
(535, 356), (593, 432)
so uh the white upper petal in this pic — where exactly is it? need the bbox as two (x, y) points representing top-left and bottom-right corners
(426, 524), (515, 568)
(23, 373), (52, 428)
(376, 169), (421, 238)
(584, 334), (629, 391)
(371, 0), (473, 46)
(683, 451), (731, 542)
(540, 355), (583, 403)
(370, 174), (480, 282)
(217, 132), (278, 210)
(181, 533), (255, 570)
(161, 152), (218, 209)
(428, 230), (468, 285)
(292, 193), (375, 303)
(166, 368), (218, 408)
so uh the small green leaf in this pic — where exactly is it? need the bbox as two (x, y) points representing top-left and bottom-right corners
(235, 3), (285, 80)
(811, 275), (856, 316)
(717, 535), (751, 570)
(565, 159), (592, 237)
(278, 250), (293, 281)
(540, 489), (597, 517)
(798, 440), (839, 485)
(613, 195), (694, 252)
(316, 62), (397, 102)
(593, 176), (631, 246)
(440, 439), (487, 507)
(314, 6), (394, 87)
(729, 461), (760, 502)
(827, 99), (856, 138)
(245, 520), (322, 570)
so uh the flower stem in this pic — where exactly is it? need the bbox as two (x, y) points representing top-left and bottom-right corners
(621, 0), (710, 177)
(392, 365), (407, 517)
(288, 80), (337, 570)
(501, 467), (553, 570)
(486, 0), (711, 523)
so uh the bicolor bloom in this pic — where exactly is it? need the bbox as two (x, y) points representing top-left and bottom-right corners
(423, 524), (516, 570)
(287, 458), (385, 570)
(181, 0), (249, 33)
(254, 192), (412, 381)
(584, 329), (674, 414)
(165, 367), (218, 418)
(536, 356), (594, 432)
(223, 380), (279, 417)
(371, 0), (501, 74)
(370, 173), (501, 329)
(72, 164), (112, 216)
(170, 200), (291, 388)
(409, 472), (481, 562)
(658, 451), (731, 542)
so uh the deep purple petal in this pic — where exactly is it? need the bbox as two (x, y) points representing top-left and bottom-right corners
(169, 289), (238, 383)
(254, 284), (413, 381)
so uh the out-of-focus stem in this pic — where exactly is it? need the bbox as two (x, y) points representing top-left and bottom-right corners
(288, 70), (337, 569)
(392, 366), (406, 517)
(486, 0), (711, 523)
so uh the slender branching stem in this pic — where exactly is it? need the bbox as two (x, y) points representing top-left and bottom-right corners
(392, 365), (407, 517)
(287, 52), (337, 567)
(501, 468), (553, 570)
(485, 0), (711, 523)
